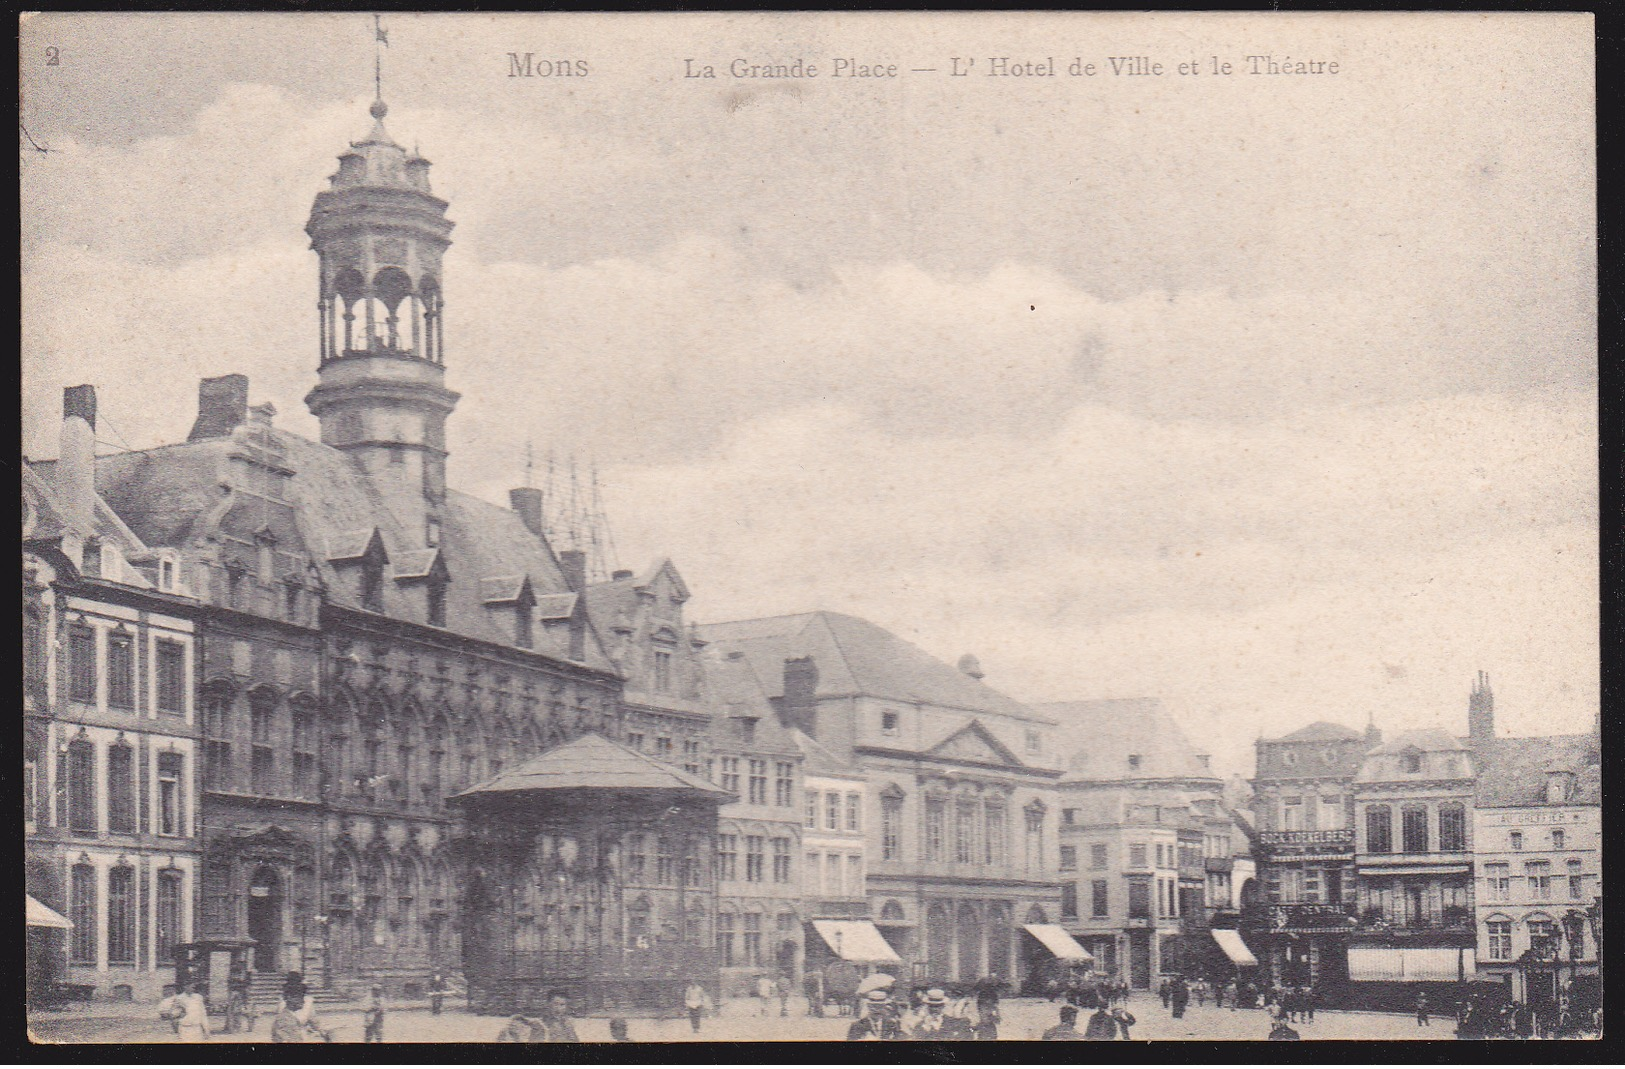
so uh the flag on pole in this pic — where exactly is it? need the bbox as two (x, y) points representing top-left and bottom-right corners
(375, 15), (389, 46)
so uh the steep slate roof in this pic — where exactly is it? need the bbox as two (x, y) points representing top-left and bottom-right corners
(1354, 728), (1474, 784)
(88, 425), (615, 672)
(698, 612), (1052, 724)
(454, 733), (732, 799)
(1365, 727), (1467, 754)
(1039, 699), (1220, 784)
(1278, 721), (1363, 743)
(1475, 733), (1600, 807)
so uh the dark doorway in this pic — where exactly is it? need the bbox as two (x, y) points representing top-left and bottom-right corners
(247, 866), (283, 972)
(1129, 929), (1152, 988)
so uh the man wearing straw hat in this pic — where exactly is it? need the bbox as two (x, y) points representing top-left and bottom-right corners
(846, 988), (905, 1040)
(909, 988), (973, 1040)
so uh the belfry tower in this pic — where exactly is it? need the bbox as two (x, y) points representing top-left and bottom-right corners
(304, 92), (457, 546)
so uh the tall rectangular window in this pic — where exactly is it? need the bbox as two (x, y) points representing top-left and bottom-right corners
(1091, 843), (1108, 870)
(1092, 879), (1109, 917)
(70, 864), (97, 965)
(1402, 806), (1429, 853)
(292, 711), (317, 799)
(826, 792), (840, 831)
(1025, 807), (1045, 873)
(716, 834), (738, 882)
(67, 738), (97, 833)
(106, 742), (135, 833)
(627, 835), (647, 882)
(882, 795), (903, 861)
(1365, 806), (1392, 854)
(772, 838), (792, 882)
(1526, 861), (1551, 898)
(1127, 878), (1151, 920)
(984, 803), (1006, 866)
(720, 757), (740, 795)
(742, 913), (762, 966)
(69, 625), (97, 704)
(155, 870), (183, 965)
(105, 632), (135, 709)
(1568, 859), (1584, 899)
(683, 740), (703, 776)
(717, 913), (736, 966)
(806, 852), (822, 895)
(426, 579), (447, 627)
(845, 792), (862, 832)
(774, 762), (794, 806)
(156, 639), (186, 715)
(1484, 862), (1510, 902)
(158, 752), (184, 836)
(955, 800), (979, 864)
(745, 836), (765, 883)
(748, 759), (768, 805)
(805, 790), (818, 829)
(924, 798), (946, 862)
(1129, 843), (1148, 870)
(106, 866), (136, 965)
(1059, 845), (1078, 872)
(1438, 804), (1466, 852)
(1060, 882), (1078, 919)
(653, 650), (672, 694)
(1486, 919), (1512, 961)
(655, 837), (675, 884)
(846, 854), (862, 895)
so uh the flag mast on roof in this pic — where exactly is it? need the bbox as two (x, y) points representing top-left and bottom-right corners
(373, 14), (389, 106)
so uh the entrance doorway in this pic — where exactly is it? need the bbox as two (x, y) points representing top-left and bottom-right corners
(247, 866), (284, 972)
(1129, 929), (1152, 988)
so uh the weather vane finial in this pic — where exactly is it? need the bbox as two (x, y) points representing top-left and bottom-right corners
(371, 14), (390, 117)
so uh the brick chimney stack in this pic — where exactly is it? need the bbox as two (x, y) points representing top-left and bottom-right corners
(1468, 671), (1494, 750)
(188, 374), (249, 441)
(782, 656), (820, 738)
(509, 487), (545, 537)
(59, 385), (98, 537)
(559, 548), (587, 593)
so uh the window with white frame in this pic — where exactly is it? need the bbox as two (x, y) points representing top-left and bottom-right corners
(1486, 918), (1512, 960)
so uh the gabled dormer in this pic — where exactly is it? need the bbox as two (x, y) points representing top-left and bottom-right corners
(395, 547), (451, 627)
(481, 574), (537, 649)
(328, 527), (390, 613)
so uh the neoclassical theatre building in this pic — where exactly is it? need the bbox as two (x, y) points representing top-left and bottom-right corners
(32, 94), (741, 1005)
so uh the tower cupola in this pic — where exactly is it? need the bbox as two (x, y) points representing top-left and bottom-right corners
(304, 96), (458, 546)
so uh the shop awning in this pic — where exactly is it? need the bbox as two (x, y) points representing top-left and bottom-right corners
(1022, 924), (1093, 962)
(27, 895), (71, 930)
(810, 920), (902, 963)
(1348, 946), (1473, 982)
(1212, 930), (1258, 967)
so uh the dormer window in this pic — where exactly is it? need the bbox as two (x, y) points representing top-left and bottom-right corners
(515, 587), (535, 648)
(158, 556), (177, 592)
(1026, 730), (1042, 754)
(426, 518), (441, 547)
(427, 575), (447, 628)
(1403, 751), (1422, 774)
(1127, 754), (1142, 772)
(82, 538), (101, 577)
(653, 650), (673, 694)
(880, 710), (899, 736)
(1282, 750), (1298, 767)
(360, 555), (384, 612)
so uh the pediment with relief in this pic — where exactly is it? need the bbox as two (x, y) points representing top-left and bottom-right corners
(926, 720), (1022, 767)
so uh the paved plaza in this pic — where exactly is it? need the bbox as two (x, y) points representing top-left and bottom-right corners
(29, 994), (1478, 1045)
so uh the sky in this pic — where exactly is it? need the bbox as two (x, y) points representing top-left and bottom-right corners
(20, 12), (1596, 778)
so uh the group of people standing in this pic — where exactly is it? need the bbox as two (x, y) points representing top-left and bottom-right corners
(846, 977), (1006, 1041)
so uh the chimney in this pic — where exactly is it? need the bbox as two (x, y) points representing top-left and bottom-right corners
(249, 401), (276, 428)
(1364, 713), (1383, 750)
(559, 548), (586, 593)
(611, 569), (634, 582)
(957, 653), (984, 680)
(782, 656), (820, 738)
(509, 487), (545, 537)
(1545, 767), (1573, 805)
(187, 374), (249, 441)
(59, 385), (98, 536)
(1468, 671), (1495, 750)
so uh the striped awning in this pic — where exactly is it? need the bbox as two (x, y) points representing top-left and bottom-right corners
(1022, 924), (1093, 962)
(810, 920), (901, 963)
(1212, 930), (1258, 967)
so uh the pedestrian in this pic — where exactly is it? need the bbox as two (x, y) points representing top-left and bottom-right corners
(1268, 1010), (1301, 1041)
(272, 990), (332, 1043)
(1111, 1000), (1137, 1039)
(972, 1005), (999, 1041)
(428, 971), (450, 1016)
(157, 984), (183, 1035)
(910, 988), (972, 1039)
(534, 990), (580, 1042)
(803, 971), (825, 1018)
(776, 973), (792, 1017)
(684, 981), (710, 1034)
(1193, 978), (1206, 1007)
(1306, 986), (1317, 1023)
(1170, 976), (1189, 1019)
(495, 1015), (532, 1043)
(976, 973), (1002, 1019)
(1158, 979), (1171, 1009)
(1038, 1004), (1078, 1041)
(1415, 991), (1430, 1027)
(756, 974), (774, 1017)
(847, 989), (905, 1041)
(363, 984), (386, 1043)
(175, 982), (211, 1042)
(1074, 1003), (1112, 1040)
(1223, 979), (1237, 1011)
(224, 964), (251, 1034)
(608, 1017), (632, 1042)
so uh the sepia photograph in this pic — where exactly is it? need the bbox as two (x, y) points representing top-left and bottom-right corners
(19, 10), (1597, 1047)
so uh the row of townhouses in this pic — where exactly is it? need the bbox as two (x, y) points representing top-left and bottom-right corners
(1247, 674), (1601, 1015)
(21, 93), (1593, 1018)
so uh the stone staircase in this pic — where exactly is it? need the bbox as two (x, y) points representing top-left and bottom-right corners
(248, 968), (351, 1012)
